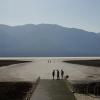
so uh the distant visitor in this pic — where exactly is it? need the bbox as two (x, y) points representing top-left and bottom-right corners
(61, 69), (64, 79)
(52, 70), (55, 80)
(52, 69), (68, 80)
(57, 70), (60, 80)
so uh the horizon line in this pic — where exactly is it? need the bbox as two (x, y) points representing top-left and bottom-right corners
(0, 23), (99, 33)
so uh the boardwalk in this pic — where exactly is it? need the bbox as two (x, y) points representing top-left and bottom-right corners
(30, 79), (76, 100)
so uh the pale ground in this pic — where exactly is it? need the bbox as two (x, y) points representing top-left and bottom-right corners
(0, 58), (100, 82)
(0, 58), (100, 100)
(75, 93), (100, 100)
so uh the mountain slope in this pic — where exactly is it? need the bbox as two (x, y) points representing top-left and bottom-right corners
(98, 33), (100, 36)
(0, 24), (100, 57)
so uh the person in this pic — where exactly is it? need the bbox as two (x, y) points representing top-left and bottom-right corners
(61, 69), (64, 79)
(52, 70), (55, 80)
(57, 70), (60, 80)
(50, 60), (51, 63)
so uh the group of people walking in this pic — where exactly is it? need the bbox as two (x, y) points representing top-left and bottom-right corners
(48, 60), (51, 63)
(52, 69), (64, 80)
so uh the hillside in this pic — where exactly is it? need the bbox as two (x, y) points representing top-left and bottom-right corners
(0, 24), (100, 57)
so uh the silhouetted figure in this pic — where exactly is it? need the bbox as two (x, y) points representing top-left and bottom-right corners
(50, 60), (51, 63)
(61, 69), (64, 79)
(52, 70), (55, 80)
(57, 70), (60, 80)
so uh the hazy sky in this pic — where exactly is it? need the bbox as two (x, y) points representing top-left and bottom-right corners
(0, 0), (100, 32)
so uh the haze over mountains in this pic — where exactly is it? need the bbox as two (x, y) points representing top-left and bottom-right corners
(0, 24), (100, 57)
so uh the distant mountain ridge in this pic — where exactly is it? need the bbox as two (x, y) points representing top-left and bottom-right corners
(0, 24), (100, 57)
(98, 33), (100, 35)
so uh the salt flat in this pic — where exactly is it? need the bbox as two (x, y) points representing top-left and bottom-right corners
(0, 58), (100, 82)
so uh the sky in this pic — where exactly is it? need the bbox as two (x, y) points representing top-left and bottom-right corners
(0, 0), (100, 33)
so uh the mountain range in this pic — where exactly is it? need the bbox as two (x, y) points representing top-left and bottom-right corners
(0, 24), (100, 57)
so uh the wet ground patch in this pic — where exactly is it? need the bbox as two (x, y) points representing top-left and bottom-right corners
(64, 60), (100, 67)
(0, 81), (34, 100)
(71, 81), (100, 96)
(0, 60), (31, 67)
